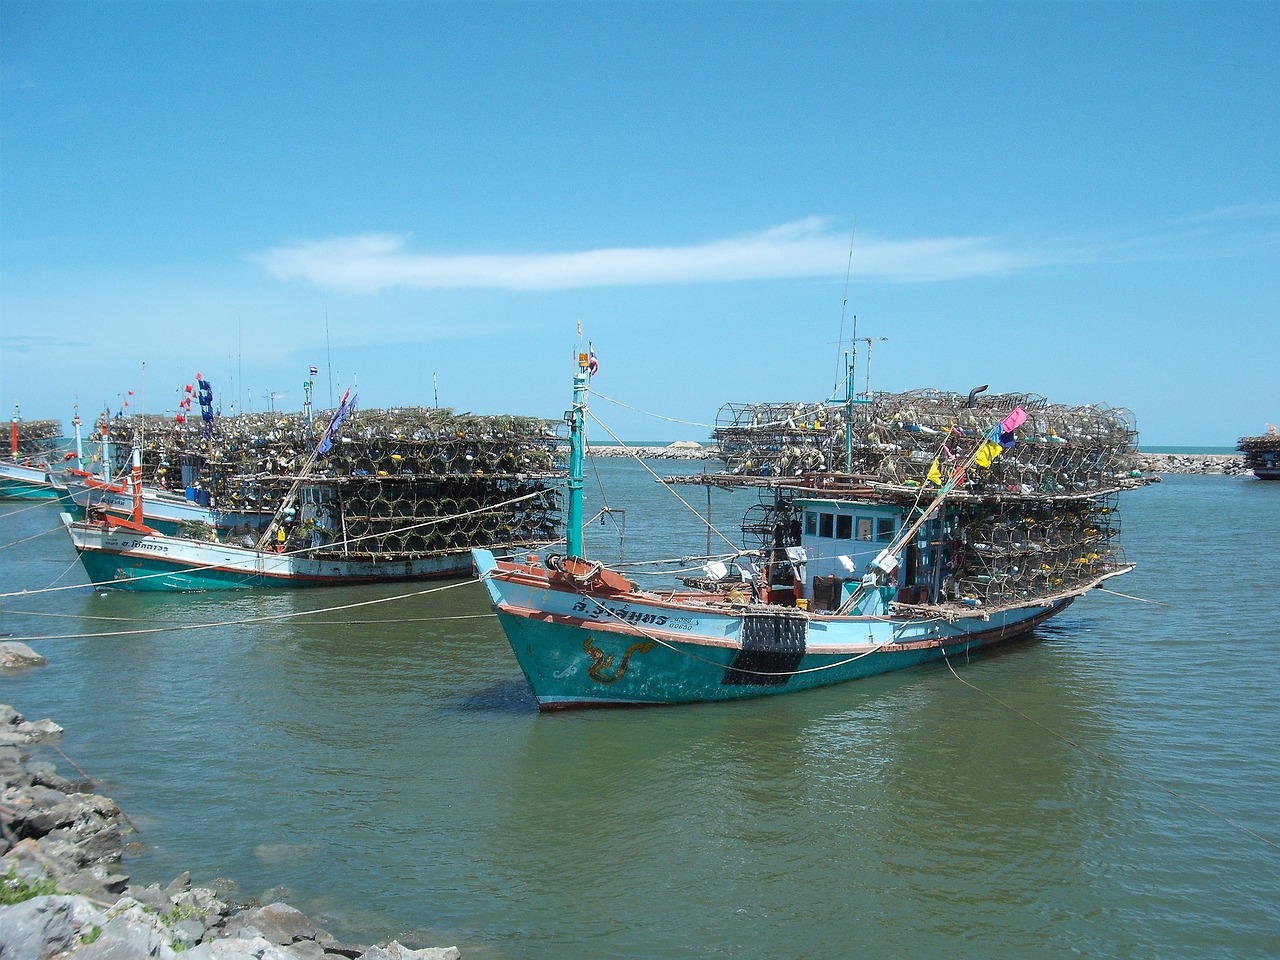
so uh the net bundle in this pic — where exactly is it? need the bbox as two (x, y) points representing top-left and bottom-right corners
(10, 419), (63, 455)
(711, 388), (1150, 610)
(715, 388), (1145, 495)
(91, 407), (564, 557)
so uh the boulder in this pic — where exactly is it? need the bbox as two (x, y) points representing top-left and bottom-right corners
(0, 645), (46, 669)
(222, 903), (316, 945)
(0, 894), (106, 960)
(356, 941), (460, 960)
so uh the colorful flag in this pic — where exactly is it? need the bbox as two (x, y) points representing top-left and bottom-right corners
(1000, 407), (1027, 433)
(317, 389), (358, 455)
(309, 366), (318, 378)
(974, 407), (1027, 468)
(588, 346), (599, 377)
(973, 428), (1005, 469)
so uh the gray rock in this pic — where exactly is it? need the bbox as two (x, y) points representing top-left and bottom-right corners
(93, 915), (176, 959)
(180, 935), (300, 960)
(223, 903), (316, 945)
(12, 720), (60, 742)
(280, 942), (325, 960)
(123, 883), (171, 913)
(0, 746), (29, 788)
(356, 941), (460, 960)
(0, 645), (46, 669)
(23, 763), (73, 793)
(67, 938), (155, 960)
(0, 706), (23, 727)
(162, 873), (190, 897)
(169, 885), (228, 920)
(171, 916), (207, 946)
(0, 894), (105, 960)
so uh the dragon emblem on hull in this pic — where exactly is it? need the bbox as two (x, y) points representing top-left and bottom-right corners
(583, 636), (655, 685)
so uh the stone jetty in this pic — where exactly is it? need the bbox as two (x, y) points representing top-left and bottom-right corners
(1133, 453), (1247, 476)
(0, 702), (459, 960)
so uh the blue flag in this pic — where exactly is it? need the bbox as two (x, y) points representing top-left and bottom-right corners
(317, 390), (357, 456)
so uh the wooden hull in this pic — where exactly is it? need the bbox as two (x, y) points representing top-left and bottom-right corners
(473, 549), (1090, 709)
(64, 514), (470, 591)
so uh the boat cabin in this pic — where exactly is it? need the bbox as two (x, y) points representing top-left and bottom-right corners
(772, 496), (958, 614)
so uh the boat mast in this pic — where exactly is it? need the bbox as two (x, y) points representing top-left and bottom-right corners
(73, 407), (83, 470)
(130, 444), (143, 525)
(100, 410), (111, 483)
(10, 405), (18, 459)
(844, 350), (854, 473)
(565, 350), (589, 559)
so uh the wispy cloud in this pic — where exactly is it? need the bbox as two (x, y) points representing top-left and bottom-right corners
(250, 219), (1031, 293)
(0, 335), (86, 353)
(1179, 202), (1280, 224)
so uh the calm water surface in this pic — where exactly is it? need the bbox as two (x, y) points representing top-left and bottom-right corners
(1, 464), (1277, 959)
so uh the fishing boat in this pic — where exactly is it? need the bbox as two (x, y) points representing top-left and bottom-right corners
(1236, 426), (1280, 480)
(0, 407), (62, 500)
(473, 349), (1149, 709)
(62, 392), (552, 591)
(58, 471), (276, 536)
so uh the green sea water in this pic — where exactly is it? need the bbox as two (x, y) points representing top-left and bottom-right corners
(1, 462), (1277, 959)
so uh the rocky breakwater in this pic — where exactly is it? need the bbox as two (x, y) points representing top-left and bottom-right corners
(0, 702), (459, 960)
(590, 442), (720, 460)
(1136, 453), (1247, 476)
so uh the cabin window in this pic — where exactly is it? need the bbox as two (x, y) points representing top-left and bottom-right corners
(856, 518), (873, 541)
(819, 513), (834, 538)
(876, 518), (895, 542)
(836, 515), (853, 539)
(804, 512), (817, 536)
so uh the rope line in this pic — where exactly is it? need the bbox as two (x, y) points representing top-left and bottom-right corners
(1, 578), (480, 643)
(586, 412), (741, 553)
(589, 391), (715, 429)
(1096, 586), (1171, 606)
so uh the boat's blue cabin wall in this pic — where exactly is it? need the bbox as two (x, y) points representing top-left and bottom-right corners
(794, 498), (903, 600)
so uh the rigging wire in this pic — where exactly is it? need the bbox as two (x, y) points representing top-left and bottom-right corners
(589, 391), (715, 430)
(586, 409), (742, 554)
(834, 222), (856, 394)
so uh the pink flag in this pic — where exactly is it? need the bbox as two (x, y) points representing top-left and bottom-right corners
(1000, 407), (1027, 433)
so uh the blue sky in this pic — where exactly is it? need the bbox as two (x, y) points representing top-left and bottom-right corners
(2, 0), (1277, 446)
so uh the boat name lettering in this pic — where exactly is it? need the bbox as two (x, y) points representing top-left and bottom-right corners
(128, 539), (171, 554)
(571, 599), (668, 627)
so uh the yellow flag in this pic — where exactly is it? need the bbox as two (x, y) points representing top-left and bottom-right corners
(926, 458), (942, 485)
(974, 439), (1003, 469)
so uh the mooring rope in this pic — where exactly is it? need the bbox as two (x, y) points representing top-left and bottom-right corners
(0, 577), (480, 643)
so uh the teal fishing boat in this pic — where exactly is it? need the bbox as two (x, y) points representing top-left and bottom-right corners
(473, 349), (1148, 709)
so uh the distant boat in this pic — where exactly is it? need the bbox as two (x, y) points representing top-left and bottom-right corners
(62, 510), (472, 591)
(0, 406), (62, 500)
(1236, 427), (1280, 480)
(474, 349), (1146, 709)
(60, 391), (546, 591)
(0, 459), (59, 500)
(59, 471), (275, 535)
